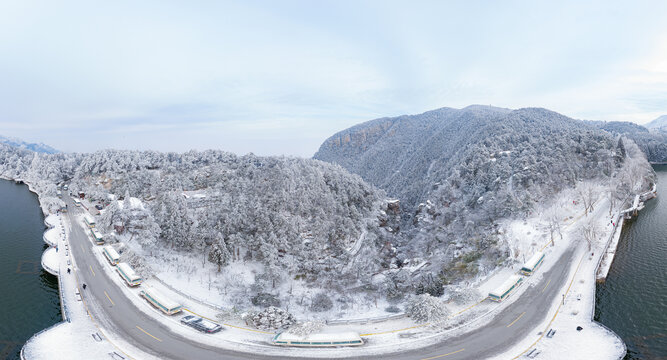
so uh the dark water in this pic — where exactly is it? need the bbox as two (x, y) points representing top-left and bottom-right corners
(0, 168), (665, 360)
(596, 165), (667, 360)
(0, 180), (61, 360)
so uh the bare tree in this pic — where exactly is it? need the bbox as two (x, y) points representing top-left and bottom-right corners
(577, 182), (598, 215)
(579, 217), (599, 251)
(545, 207), (563, 246)
(606, 179), (619, 216)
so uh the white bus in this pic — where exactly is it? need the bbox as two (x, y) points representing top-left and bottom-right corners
(73, 198), (81, 207)
(488, 274), (523, 302)
(90, 229), (104, 245)
(117, 262), (142, 287)
(521, 251), (545, 276)
(84, 214), (96, 228)
(102, 246), (120, 265)
(140, 288), (182, 315)
(272, 331), (364, 347)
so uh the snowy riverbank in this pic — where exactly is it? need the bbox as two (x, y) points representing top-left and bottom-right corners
(17, 178), (649, 359)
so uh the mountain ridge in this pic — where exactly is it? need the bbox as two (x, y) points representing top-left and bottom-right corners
(645, 115), (667, 130)
(0, 135), (59, 154)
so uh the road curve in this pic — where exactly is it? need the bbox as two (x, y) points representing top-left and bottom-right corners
(64, 196), (577, 360)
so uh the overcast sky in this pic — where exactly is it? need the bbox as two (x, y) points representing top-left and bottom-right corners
(1, 1), (667, 156)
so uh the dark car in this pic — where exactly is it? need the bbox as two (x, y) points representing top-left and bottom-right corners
(95, 204), (104, 210)
(180, 315), (223, 334)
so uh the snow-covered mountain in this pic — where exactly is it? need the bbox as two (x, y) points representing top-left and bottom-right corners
(645, 115), (667, 130)
(592, 121), (667, 163)
(0, 105), (655, 318)
(315, 105), (620, 224)
(0, 144), (397, 313)
(315, 105), (648, 291)
(0, 135), (59, 154)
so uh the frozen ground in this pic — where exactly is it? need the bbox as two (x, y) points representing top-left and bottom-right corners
(105, 183), (629, 359)
(25, 181), (632, 359)
(23, 212), (162, 360)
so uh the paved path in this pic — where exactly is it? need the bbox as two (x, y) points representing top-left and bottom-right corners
(64, 195), (578, 360)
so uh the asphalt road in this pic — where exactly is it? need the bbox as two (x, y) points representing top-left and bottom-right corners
(64, 196), (578, 360)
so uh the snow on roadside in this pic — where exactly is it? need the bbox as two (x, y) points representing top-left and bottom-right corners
(24, 210), (162, 360)
(488, 188), (626, 360)
(26, 181), (631, 360)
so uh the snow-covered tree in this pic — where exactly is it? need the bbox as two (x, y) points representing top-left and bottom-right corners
(405, 294), (450, 323)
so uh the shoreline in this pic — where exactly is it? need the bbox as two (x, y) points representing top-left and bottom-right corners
(3, 174), (651, 359)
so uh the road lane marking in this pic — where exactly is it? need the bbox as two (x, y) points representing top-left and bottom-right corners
(104, 290), (115, 306)
(542, 279), (551, 293)
(421, 348), (465, 359)
(506, 312), (526, 328)
(511, 252), (587, 359)
(89, 265), (95, 277)
(136, 326), (162, 342)
(66, 216), (135, 360)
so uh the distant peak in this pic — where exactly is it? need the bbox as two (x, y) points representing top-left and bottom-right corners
(0, 134), (59, 154)
(645, 115), (667, 129)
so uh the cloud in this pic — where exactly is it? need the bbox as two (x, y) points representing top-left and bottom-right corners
(1, 1), (667, 155)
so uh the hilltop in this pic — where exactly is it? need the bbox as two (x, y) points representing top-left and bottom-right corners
(0, 135), (59, 154)
(315, 105), (653, 293)
(645, 115), (667, 130)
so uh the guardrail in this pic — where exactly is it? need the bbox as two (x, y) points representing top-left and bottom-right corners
(151, 275), (226, 311)
(41, 251), (59, 276)
(591, 210), (627, 359)
(326, 313), (406, 325)
(153, 274), (408, 326)
(20, 322), (67, 360)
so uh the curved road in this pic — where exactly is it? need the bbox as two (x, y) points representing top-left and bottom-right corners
(64, 196), (577, 360)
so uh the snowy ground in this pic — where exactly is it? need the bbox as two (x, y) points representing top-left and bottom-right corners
(25, 182), (632, 359)
(106, 183), (629, 359)
(23, 213), (163, 360)
(488, 185), (627, 360)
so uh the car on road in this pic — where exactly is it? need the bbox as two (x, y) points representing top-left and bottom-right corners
(95, 204), (103, 210)
(180, 315), (223, 333)
(75, 288), (82, 301)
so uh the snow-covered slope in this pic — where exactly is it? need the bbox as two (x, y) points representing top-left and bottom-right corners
(644, 114), (667, 130)
(315, 105), (653, 296)
(0, 134), (59, 154)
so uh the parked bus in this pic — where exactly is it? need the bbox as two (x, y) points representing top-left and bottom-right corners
(102, 246), (120, 265)
(90, 229), (104, 245)
(488, 275), (523, 302)
(117, 262), (142, 287)
(272, 331), (364, 347)
(140, 288), (182, 315)
(84, 214), (96, 228)
(520, 251), (545, 276)
(73, 198), (81, 207)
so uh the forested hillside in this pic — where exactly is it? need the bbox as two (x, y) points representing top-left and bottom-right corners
(589, 120), (667, 163)
(645, 115), (667, 130)
(0, 144), (396, 311)
(315, 106), (653, 294)
(316, 106), (623, 222)
(0, 104), (656, 316)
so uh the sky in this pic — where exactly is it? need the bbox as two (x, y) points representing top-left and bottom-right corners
(1, 1), (667, 156)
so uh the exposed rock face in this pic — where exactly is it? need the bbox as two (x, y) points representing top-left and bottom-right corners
(379, 199), (401, 233)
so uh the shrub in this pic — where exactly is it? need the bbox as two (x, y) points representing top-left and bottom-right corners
(309, 293), (333, 312)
